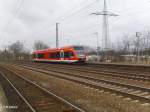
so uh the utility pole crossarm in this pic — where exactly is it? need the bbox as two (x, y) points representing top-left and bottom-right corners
(107, 12), (119, 16)
(91, 12), (119, 16)
(91, 12), (106, 15)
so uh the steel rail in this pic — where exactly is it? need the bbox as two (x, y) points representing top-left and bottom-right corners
(2, 66), (86, 112)
(11, 64), (150, 103)
(17, 62), (150, 82)
(0, 71), (36, 112)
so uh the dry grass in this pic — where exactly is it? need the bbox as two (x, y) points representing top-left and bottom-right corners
(0, 84), (9, 112)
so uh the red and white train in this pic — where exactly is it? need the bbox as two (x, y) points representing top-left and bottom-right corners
(32, 45), (86, 63)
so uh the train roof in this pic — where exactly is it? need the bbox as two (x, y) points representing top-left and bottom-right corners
(33, 45), (84, 53)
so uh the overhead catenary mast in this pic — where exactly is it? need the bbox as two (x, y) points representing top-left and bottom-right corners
(91, 0), (118, 58)
(56, 23), (59, 48)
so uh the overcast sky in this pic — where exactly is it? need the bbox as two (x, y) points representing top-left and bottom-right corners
(0, 0), (150, 51)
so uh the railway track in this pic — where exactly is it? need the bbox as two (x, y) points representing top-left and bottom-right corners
(0, 72), (33, 112)
(19, 60), (150, 71)
(0, 66), (85, 112)
(86, 63), (150, 73)
(16, 61), (150, 76)
(16, 62), (150, 82)
(10, 63), (150, 104)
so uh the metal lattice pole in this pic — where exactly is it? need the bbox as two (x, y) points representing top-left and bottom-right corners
(91, 0), (118, 61)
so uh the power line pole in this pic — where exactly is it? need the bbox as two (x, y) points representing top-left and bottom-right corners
(91, 0), (118, 61)
(136, 32), (141, 64)
(94, 32), (99, 61)
(147, 32), (150, 56)
(56, 23), (59, 48)
(103, 0), (108, 52)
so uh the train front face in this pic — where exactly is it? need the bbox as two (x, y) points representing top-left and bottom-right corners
(73, 46), (86, 63)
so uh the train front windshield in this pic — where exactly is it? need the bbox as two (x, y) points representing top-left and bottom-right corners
(73, 46), (85, 57)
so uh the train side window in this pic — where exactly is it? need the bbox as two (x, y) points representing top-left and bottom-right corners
(37, 53), (44, 59)
(49, 52), (60, 58)
(49, 54), (51, 58)
(49, 53), (55, 58)
(32, 54), (36, 58)
(55, 52), (60, 58)
(69, 52), (74, 57)
(64, 52), (74, 58)
(49, 53), (52, 58)
(64, 52), (69, 58)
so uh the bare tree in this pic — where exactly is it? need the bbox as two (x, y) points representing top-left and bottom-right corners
(8, 41), (29, 60)
(9, 41), (24, 54)
(33, 40), (49, 50)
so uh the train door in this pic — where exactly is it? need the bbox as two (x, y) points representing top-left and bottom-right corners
(60, 50), (64, 60)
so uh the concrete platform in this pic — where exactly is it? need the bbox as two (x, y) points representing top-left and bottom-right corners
(0, 84), (9, 112)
